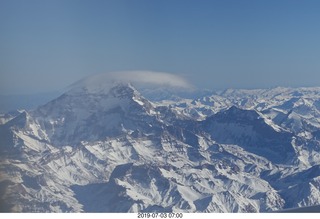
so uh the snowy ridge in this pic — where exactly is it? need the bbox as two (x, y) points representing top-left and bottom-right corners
(0, 82), (320, 212)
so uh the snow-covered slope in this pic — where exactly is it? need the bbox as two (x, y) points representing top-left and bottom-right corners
(201, 106), (295, 164)
(0, 80), (320, 212)
(32, 82), (156, 146)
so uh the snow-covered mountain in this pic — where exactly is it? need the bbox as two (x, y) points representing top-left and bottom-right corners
(0, 79), (320, 212)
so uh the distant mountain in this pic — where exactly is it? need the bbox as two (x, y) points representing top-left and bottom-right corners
(0, 77), (319, 212)
(138, 86), (212, 102)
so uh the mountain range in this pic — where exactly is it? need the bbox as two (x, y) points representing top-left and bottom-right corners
(0, 77), (320, 212)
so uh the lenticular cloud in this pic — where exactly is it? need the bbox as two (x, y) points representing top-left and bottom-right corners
(110, 71), (193, 89)
(69, 70), (194, 94)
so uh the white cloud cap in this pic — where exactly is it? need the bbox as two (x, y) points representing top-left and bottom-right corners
(69, 71), (193, 94)
(110, 71), (193, 89)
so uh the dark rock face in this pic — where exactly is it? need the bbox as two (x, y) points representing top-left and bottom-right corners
(202, 106), (295, 163)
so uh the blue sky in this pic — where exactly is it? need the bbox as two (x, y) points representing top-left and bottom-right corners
(1, 0), (320, 94)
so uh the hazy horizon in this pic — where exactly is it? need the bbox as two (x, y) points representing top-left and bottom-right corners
(1, 70), (319, 113)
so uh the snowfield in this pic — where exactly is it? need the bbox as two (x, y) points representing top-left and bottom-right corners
(0, 79), (320, 212)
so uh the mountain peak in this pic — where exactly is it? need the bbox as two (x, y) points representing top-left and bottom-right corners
(216, 106), (261, 123)
(4, 110), (28, 129)
(109, 83), (137, 99)
(67, 74), (126, 95)
(30, 80), (156, 146)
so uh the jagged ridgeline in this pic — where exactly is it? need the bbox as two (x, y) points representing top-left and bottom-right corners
(1, 75), (320, 212)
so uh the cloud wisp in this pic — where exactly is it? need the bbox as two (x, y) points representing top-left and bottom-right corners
(69, 71), (194, 94)
(110, 71), (193, 89)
